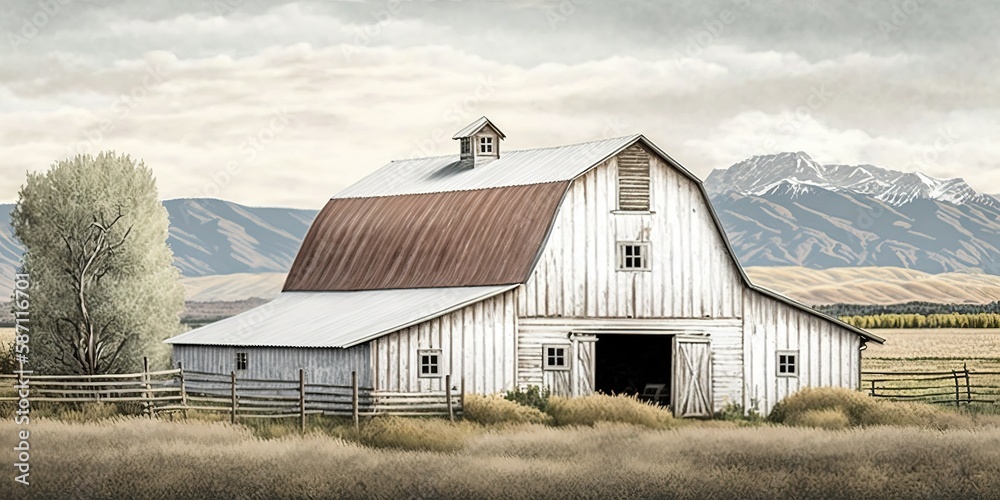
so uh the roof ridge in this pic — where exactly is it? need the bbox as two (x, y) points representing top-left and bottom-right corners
(387, 133), (642, 164)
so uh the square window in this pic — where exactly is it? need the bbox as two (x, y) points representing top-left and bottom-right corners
(418, 349), (442, 378)
(543, 345), (569, 371)
(617, 242), (650, 271)
(777, 351), (798, 377)
(479, 136), (493, 153)
(235, 352), (248, 371)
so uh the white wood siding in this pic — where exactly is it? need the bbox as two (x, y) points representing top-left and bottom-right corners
(371, 290), (517, 394)
(519, 151), (744, 319)
(517, 317), (742, 407)
(172, 344), (372, 387)
(742, 289), (862, 414)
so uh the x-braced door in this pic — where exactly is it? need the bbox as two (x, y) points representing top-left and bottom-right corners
(672, 336), (713, 418)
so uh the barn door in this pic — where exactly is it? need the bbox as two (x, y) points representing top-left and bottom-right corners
(672, 337), (713, 418)
(571, 334), (597, 396)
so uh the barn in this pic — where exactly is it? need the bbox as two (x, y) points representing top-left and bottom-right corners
(166, 117), (884, 417)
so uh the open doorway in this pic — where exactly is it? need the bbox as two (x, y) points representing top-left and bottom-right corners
(594, 334), (672, 405)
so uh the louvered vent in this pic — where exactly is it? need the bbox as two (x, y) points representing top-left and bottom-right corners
(617, 144), (650, 211)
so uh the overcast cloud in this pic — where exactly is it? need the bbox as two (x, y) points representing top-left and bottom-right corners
(1, 0), (997, 208)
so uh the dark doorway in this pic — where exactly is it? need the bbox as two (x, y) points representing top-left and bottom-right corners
(594, 334), (672, 404)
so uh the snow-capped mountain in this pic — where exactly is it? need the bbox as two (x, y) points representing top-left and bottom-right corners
(705, 152), (979, 206)
(707, 153), (1000, 276)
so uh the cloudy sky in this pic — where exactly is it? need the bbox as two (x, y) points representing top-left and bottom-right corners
(2, 0), (997, 208)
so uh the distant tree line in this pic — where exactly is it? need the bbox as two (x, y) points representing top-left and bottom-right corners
(837, 313), (1000, 329)
(816, 301), (1000, 317)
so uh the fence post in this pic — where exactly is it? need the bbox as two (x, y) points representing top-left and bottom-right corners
(964, 363), (972, 405)
(352, 370), (359, 431)
(953, 369), (960, 408)
(231, 371), (238, 424)
(461, 377), (466, 412)
(143, 357), (153, 419)
(869, 380), (875, 397)
(446, 374), (454, 422)
(178, 361), (188, 420)
(299, 368), (306, 434)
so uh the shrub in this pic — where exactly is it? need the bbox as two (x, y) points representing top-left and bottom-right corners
(768, 387), (975, 430)
(545, 393), (675, 429)
(359, 416), (477, 452)
(504, 385), (550, 412)
(464, 394), (552, 426)
(785, 409), (850, 430)
(715, 402), (764, 424)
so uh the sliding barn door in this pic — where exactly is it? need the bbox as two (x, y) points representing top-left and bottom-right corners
(572, 335), (597, 396)
(672, 337), (713, 418)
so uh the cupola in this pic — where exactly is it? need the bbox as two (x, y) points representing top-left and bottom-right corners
(452, 116), (505, 167)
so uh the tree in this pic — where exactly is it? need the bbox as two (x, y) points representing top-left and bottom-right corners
(12, 152), (184, 374)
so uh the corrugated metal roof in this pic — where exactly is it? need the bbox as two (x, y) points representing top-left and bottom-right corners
(165, 286), (516, 348)
(452, 116), (506, 139)
(284, 182), (569, 291)
(334, 134), (641, 198)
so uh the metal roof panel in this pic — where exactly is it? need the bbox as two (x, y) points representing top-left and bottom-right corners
(334, 134), (641, 198)
(164, 286), (516, 348)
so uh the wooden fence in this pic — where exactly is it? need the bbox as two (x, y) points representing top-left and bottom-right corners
(861, 365), (1000, 407)
(0, 361), (463, 429)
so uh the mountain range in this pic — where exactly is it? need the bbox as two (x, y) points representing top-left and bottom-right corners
(0, 199), (317, 295)
(705, 152), (1000, 275)
(0, 152), (997, 304)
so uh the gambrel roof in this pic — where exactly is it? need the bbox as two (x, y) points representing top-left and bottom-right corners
(283, 182), (569, 291)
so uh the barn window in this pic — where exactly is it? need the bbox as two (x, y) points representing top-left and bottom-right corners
(419, 349), (442, 378)
(460, 137), (471, 155)
(235, 352), (248, 371)
(616, 242), (650, 271)
(480, 136), (493, 153)
(777, 351), (798, 377)
(617, 145), (651, 211)
(543, 345), (569, 371)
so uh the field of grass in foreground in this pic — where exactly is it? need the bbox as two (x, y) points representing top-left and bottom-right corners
(3, 416), (1000, 500)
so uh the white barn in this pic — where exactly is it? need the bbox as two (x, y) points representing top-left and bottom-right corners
(166, 117), (883, 417)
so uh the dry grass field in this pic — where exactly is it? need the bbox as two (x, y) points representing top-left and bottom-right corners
(0, 327), (12, 346)
(865, 328), (1000, 360)
(2, 416), (1000, 499)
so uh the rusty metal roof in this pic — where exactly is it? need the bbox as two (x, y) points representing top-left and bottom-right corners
(164, 286), (515, 348)
(283, 181), (570, 291)
(334, 134), (642, 198)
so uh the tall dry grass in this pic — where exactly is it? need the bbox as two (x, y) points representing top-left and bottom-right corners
(768, 387), (1000, 430)
(5, 417), (1000, 499)
(546, 393), (675, 429)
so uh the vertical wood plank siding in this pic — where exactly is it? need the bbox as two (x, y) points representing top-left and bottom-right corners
(172, 344), (372, 387)
(519, 154), (745, 319)
(742, 288), (861, 415)
(371, 290), (517, 394)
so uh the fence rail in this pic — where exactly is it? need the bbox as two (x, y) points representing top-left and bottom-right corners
(0, 360), (463, 430)
(861, 364), (1000, 407)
